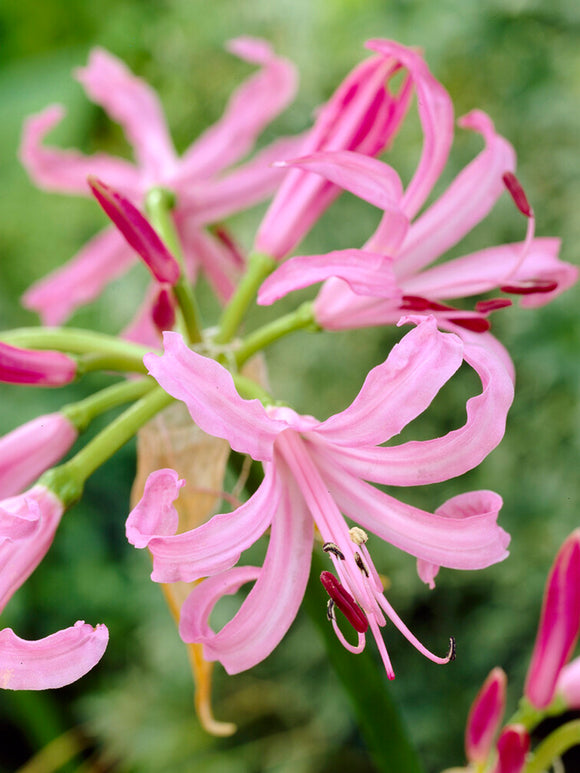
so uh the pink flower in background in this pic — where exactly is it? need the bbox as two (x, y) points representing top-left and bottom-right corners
(0, 342), (76, 386)
(524, 529), (580, 709)
(0, 413), (77, 498)
(20, 38), (300, 323)
(465, 667), (507, 764)
(127, 318), (511, 677)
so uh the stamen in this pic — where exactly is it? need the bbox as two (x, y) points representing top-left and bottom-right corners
(500, 278), (558, 295)
(503, 172), (532, 217)
(475, 298), (512, 314)
(323, 541), (345, 560)
(354, 551), (369, 577)
(451, 317), (490, 333)
(326, 598), (336, 622)
(447, 637), (457, 662)
(320, 571), (368, 633)
(349, 526), (368, 545)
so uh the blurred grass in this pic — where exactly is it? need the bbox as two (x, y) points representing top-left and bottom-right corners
(0, 1), (579, 771)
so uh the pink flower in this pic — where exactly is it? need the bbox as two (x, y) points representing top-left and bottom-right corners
(0, 621), (108, 690)
(0, 413), (77, 498)
(20, 39), (300, 324)
(0, 342), (76, 386)
(492, 725), (530, 773)
(465, 667), (507, 764)
(127, 318), (511, 677)
(254, 39), (416, 260)
(524, 529), (580, 709)
(556, 656), (580, 708)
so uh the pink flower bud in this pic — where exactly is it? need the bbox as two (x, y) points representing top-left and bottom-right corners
(0, 342), (76, 386)
(465, 667), (507, 763)
(0, 485), (64, 613)
(88, 176), (180, 285)
(524, 530), (580, 709)
(556, 656), (580, 709)
(151, 285), (176, 334)
(0, 414), (78, 498)
(492, 725), (529, 773)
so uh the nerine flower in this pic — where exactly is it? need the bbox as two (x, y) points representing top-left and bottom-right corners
(0, 485), (108, 689)
(257, 41), (577, 375)
(127, 318), (512, 677)
(20, 38), (299, 324)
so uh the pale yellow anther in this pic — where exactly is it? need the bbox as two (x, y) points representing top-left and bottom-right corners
(349, 526), (368, 545)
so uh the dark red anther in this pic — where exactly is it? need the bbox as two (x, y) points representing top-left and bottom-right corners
(401, 296), (455, 313)
(502, 172), (532, 217)
(475, 298), (512, 314)
(451, 317), (491, 333)
(152, 285), (177, 333)
(500, 279), (558, 295)
(320, 571), (368, 633)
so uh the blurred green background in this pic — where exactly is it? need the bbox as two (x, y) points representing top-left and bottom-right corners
(1, 0), (579, 771)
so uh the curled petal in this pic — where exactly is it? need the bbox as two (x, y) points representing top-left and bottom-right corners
(22, 227), (136, 326)
(126, 468), (184, 549)
(524, 529), (580, 709)
(0, 413), (78, 498)
(180, 467), (313, 674)
(316, 316), (462, 446)
(0, 621), (108, 690)
(19, 105), (141, 197)
(145, 332), (287, 461)
(76, 48), (177, 179)
(258, 250), (400, 306)
(465, 667), (507, 763)
(0, 343), (76, 387)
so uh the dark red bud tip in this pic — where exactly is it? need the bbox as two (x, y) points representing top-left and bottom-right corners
(500, 278), (559, 295)
(502, 172), (532, 217)
(152, 286), (177, 333)
(320, 571), (368, 633)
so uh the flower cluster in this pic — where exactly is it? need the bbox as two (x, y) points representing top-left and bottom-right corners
(0, 34), (576, 768)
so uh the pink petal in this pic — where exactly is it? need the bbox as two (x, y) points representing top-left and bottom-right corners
(22, 227), (136, 326)
(19, 106), (142, 198)
(395, 110), (516, 278)
(0, 621), (108, 690)
(0, 343), (76, 387)
(75, 48), (177, 181)
(315, 316), (462, 447)
(179, 468), (313, 674)
(258, 250), (400, 306)
(178, 37), (298, 181)
(126, 469), (183, 549)
(316, 456), (509, 570)
(130, 464), (280, 584)
(0, 414), (78, 498)
(366, 39), (454, 219)
(177, 221), (242, 303)
(318, 334), (513, 485)
(122, 283), (167, 348)
(0, 486), (64, 612)
(274, 150), (403, 211)
(465, 668), (507, 764)
(88, 177), (180, 285)
(144, 332), (287, 461)
(524, 529), (580, 709)
(556, 656), (580, 709)
(492, 725), (530, 773)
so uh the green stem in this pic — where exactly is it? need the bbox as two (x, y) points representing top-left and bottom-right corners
(303, 551), (425, 773)
(234, 301), (318, 367)
(146, 187), (202, 343)
(232, 373), (275, 405)
(214, 251), (276, 344)
(525, 720), (580, 773)
(508, 695), (567, 734)
(0, 327), (150, 363)
(76, 351), (148, 376)
(62, 377), (156, 431)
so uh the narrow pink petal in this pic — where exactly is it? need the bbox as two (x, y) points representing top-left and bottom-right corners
(0, 343), (76, 387)
(258, 250), (400, 306)
(179, 465), (313, 674)
(132, 464), (280, 584)
(556, 656), (580, 709)
(19, 106), (142, 198)
(76, 48), (177, 180)
(22, 227), (136, 326)
(274, 150), (403, 210)
(524, 530), (580, 709)
(88, 177), (180, 285)
(315, 317), (462, 447)
(177, 221), (242, 303)
(366, 39), (454, 219)
(0, 621), (108, 690)
(492, 725), (530, 773)
(316, 334), (513, 485)
(0, 414), (77, 498)
(122, 283), (167, 348)
(0, 486), (64, 612)
(395, 110), (515, 278)
(316, 456), (509, 570)
(145, 332), (287, 461)
(126, 469), (183, 549)
(465, 668), (507, 763)
(178, 38), (298, 180)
